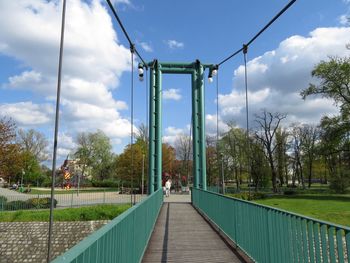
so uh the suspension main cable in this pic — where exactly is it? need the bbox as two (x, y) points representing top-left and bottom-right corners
(105, 0), (148, 68)
(218, 0), (297, 66)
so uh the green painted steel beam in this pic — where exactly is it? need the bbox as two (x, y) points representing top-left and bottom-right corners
(197, 63), (207, 190)
(147, 60), (210, 192)
(148, 67), (156, 194)
(155, 64), (162, 190)
(148, 61), (215, 69)
(192, 70), (199, 188)
(160, 68), (195, 74)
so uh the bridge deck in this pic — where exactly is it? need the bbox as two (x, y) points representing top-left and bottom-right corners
(142, 200), (243, 263)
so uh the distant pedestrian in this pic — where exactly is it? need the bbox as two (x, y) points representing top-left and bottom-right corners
(165, 179), (172, 197)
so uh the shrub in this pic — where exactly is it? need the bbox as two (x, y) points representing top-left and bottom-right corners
(0, 196), (7, 211)
(0, 196), (7, 203)
(229, 192), (266, 201)
(5, 200), (32, 211)
(329, 171), (350, 194)
(91, 179), (119, 188)
(283, 190), (297, 195)
(27, 198), (57, 209)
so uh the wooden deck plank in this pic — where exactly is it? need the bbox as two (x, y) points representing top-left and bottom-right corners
(142, 203), (243, 263)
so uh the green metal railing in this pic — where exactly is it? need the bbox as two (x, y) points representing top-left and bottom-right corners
(0, 192), (144, 211)
(192, 188), (350, 263)
(52, 189), (163, 263)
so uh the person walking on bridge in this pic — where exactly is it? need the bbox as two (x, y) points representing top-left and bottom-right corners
(165, 179), (172, 197)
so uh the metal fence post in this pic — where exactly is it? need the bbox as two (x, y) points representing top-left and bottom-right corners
(70, 191), (73, 208)
(103, 190), (106, 204)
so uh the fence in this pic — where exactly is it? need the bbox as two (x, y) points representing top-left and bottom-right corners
(52, 188), (163, 263)
(0, 191), (145, 211)
(192, 188), (350, 263)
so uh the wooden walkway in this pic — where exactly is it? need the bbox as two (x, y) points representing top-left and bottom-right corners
(142, 201), (243, 263)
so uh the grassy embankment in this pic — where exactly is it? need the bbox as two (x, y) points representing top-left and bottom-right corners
(254, 194), (350, 226)
(0, 204), (130, 222)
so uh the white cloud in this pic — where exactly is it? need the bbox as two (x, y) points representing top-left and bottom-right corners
(219, 27), (349, 128)
(139, 42), (153, 52)
(166, 40), (184, 49)
(8, 71), (42, 88)
(110, 0), (131, 5)
(57, 132), (76, 159)
(338, 15), (349, 25)
(0, 102), (53, 126)
(166, 126), (184, 135)
(0, 0), (132, 147)
(205, 114), (229, 137)
(163, 126), (189, 145)
(163, 89), (182, 101)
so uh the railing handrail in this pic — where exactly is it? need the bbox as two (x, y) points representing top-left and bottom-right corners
(52, 189), (163, 262)
(195, 188), (350, 231)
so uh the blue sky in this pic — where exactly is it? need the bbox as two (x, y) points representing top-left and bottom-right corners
(0, 0), (349, 166)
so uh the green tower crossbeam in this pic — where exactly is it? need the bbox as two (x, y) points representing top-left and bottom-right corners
(146, 60), (215, 193)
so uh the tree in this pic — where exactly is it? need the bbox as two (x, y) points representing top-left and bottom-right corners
(175, 133), (192, 183)
(0, 117), (21, 182)
(135, 123), (148, 144)
(318, 116), (350, 193)
(162, 143), (176, 175)
(301, 57), (350, 192)
(275, 127), (289, 186)
(250, 138), (271, 190)
(254, 110), (287, 192)
(206, 135), (218, 186)
(74, 130), (114, 181)
(116, 143), (145, 188)
(290, 124), (305, 189)
(301, 57), (350, 117)
(19, 150), (42, 186)
(221, 126), (247, 190)
(17, 129), (48, 162)
(300, 124), (319, 188)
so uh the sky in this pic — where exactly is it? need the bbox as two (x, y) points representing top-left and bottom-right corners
(0, 0), (349, 167)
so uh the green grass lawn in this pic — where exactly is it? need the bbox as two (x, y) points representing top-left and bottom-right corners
(0, 204), (130, 222)
(254, 194), (350, 227)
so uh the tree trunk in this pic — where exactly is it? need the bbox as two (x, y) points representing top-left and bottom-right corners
(308, 161), (312, 188)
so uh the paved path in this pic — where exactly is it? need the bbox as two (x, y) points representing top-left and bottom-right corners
(142, 203), (243, 263)
(163, 193), (191, 203)
(0, 187), (30, 200)
(0, 187), (144, 207)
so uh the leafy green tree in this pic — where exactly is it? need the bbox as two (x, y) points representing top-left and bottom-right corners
(302, 57), (350, 193)
(221, 126), (247, 190)
(301, 56), (350, 118)
(250, 138), (271, 190)
(19, 151), (42, 186)
(116, 142), (145, 188)
(74, 130), (114, 181)
(0, 117), (21, 182)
